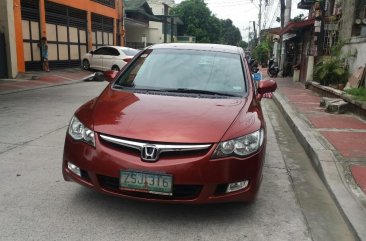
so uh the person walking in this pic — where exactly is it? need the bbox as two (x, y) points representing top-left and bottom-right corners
(39, 37), (50, 72)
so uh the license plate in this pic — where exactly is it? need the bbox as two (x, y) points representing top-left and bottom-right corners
(120, 170), (173, 196)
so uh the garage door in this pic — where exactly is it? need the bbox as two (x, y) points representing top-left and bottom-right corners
(91, 13), (114, 49)
(21, 0), (41, 71)
(45, 1), (88, 68)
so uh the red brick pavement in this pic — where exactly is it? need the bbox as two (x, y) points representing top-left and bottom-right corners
(0, 69), (93, 93)
(351, 165), (366, 193)
(274, 76), (366, 194)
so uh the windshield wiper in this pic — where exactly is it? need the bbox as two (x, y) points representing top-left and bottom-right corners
(162, 88), (240, 97)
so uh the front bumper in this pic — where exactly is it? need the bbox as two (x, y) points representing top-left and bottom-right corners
(62, 134), (266, 204)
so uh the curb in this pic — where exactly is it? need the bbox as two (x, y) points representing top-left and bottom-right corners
(0, 73), (95, 95)
(272, 91), (366, 241)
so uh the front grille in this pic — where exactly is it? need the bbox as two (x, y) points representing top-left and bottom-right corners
(97, 175), (202, 200)
(98, 134), (211, 161)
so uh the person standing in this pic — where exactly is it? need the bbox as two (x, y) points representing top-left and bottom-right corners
(39, 37), (50, 72)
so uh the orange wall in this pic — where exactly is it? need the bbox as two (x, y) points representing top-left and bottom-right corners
(14, 0), (25, 72)
(14, 0), (121, 73)
(49, 0), (119, 19)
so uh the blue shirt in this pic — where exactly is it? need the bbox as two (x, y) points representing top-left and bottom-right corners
(41, 43), (48, 59)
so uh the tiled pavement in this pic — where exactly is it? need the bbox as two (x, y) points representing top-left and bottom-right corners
(269, 73), (366, 240)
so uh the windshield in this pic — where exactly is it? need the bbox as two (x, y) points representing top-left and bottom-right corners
(115, 48), (247, 97)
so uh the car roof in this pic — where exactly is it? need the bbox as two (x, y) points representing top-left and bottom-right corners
(98, 46), (137, 50)
(149, 43), (242, 54)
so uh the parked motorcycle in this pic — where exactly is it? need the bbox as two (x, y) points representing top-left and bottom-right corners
(248, 58), (259, 74)
(268, 58), (279, 78)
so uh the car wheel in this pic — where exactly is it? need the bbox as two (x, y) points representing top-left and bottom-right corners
(111, 65), (120, 72)
(82, 59), (90, 70)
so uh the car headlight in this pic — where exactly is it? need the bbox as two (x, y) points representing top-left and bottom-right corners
(68, 116), (95, 147)
(212, 129), (264, 158)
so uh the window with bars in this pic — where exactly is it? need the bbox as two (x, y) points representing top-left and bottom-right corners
(92, 0), (115, 8)
(323, 29), (339, 55)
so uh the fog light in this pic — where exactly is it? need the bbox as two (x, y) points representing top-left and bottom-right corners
(67, 162), (81, 177)
(226, 181), (249, 193)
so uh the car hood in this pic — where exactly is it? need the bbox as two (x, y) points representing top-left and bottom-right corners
(92, 89), (247, 143)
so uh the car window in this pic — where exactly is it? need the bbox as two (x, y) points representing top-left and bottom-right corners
(93, 47), (108, 55)
(107, 47), (120, 56)
(116, 49), (247, 96)
(122, 48), (139, 56)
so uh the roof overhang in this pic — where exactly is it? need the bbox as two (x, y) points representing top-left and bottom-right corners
(278, 18), (315, 36)
(153, 15), (184, 24)
(125, 9), (161, 21)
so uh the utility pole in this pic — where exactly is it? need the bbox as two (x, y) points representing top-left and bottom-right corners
(253, 21), (257, 43)
(258, 0), (262, 43)
(279, 0), (291, 75)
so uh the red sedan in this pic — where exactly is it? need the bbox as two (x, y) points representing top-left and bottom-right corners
(62, 43), (277, 204)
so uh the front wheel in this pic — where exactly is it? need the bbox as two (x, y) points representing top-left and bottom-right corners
(82, 59), (90, 70)
(111, 65), (120, 72)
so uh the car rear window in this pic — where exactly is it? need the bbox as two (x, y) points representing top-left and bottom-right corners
(122, 48), (139, 56)
(115, 48), (247, 96)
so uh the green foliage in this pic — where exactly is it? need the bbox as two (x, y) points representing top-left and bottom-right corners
(291, 14), (305, 22)
(171, 0), (242, 45)
(314, 41), (349, 86)
(238, 40), (248, 49)
(314, 57), (348, 86)
(253, 37), (272, 65)
(344, 88), (366, 101)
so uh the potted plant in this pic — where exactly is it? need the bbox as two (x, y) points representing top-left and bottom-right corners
(314, 41), (349, 89)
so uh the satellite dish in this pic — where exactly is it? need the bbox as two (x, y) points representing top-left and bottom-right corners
(363, 18), (366, 25)
(355, 18), (362, 25)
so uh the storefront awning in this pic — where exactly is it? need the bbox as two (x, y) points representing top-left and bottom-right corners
(278, 19), (315, 36)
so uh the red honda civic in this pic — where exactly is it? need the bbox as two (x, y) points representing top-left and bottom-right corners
(62, 43), (277, 204)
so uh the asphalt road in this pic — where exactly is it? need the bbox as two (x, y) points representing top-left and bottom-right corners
(0, 81), (354, 241)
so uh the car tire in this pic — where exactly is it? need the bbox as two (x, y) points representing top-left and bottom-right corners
(111, 65), (120, 72)
(82, 59), (90, 70)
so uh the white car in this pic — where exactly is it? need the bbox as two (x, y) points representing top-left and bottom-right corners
(82, 46), (139, 72)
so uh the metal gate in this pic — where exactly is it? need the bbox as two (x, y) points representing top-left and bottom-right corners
(91, 13), (114, 49)
(21, 0), (42, 71)
(0, 32), (8, 78)
(45, 1), (88, 68)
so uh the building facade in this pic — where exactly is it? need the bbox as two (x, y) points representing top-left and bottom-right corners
(1, 0), (124, 77)
(147, 0), (177, 44)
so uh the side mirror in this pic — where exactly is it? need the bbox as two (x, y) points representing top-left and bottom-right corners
(104, 70), (119, 82)
(90, 50), (94, 55)
(257, 79), (277, 100)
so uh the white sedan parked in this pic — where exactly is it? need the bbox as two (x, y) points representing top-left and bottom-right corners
(82, 46), (139, 72)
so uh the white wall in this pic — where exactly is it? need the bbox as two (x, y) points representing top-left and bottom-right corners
(343, 37), (366, 87)
(148, 2), (164, 44)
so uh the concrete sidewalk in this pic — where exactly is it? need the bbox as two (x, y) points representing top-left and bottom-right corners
(270, 75), (366, 240)
(0, 68), (95, 94)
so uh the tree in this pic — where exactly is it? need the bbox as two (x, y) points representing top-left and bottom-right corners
(239, 40), (248, 50)
(171, 0), (219, 43)
(171, 0), (242, 44)
(220, 19), (242, 45)
(253, 36), (272, 65)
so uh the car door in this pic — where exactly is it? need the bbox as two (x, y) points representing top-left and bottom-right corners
(102, 47), (120, 70)
(90, 47), (107, 71)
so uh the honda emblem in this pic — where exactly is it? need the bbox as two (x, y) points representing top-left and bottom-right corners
(141, 145), (160, 162)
